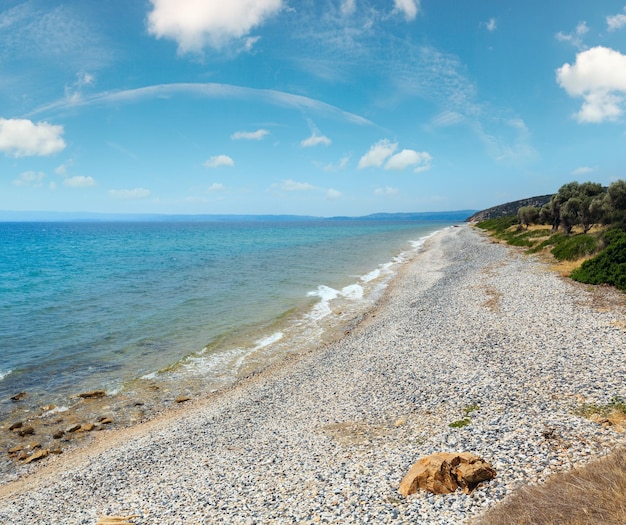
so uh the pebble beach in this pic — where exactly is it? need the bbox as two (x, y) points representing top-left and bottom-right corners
(1, 224), (625, 524)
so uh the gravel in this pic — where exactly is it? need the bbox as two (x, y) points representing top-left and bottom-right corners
(1, 225), (625, 524)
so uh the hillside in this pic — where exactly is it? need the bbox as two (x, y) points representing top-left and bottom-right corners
(466, 195), (553, 222)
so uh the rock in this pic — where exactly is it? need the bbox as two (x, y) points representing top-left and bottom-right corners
(80, 423), (95, 432)
(8, 445), (23, 454)
(24, 449), (48, 464)
(98, 417), (113, 424)
(175, 395), (191, 403)
(77, 390), (106, 399)
(8, 421), (23, 431)
(66, 424), (82, 433)
(10, 392), (27, 401)
(399, 452), (496, 496)
(17, 425), (35, 437)
(52, 430), (65, 439)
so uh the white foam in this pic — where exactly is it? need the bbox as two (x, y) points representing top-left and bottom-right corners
(341, 284), (364, 300)
(0, 369), (12, 381)
(254, 332), (283, 350)
(307, 285), (340, 320)
(141, 371), (158, 380)
(361, 268), (380, 282)
(42, 405), (69, 416)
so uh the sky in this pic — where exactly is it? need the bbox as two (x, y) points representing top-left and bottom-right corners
(1, 0), (626, 217)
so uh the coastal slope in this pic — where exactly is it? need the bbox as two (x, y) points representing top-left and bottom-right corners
(1, 226), (625, 524)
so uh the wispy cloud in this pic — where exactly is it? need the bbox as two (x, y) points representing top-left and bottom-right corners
(207, 183), (225, 192)
(301, 133), (331, 147)
(231, 129), (269, 140)
(486, 18), (497, 31)
(29, 83), (373, 126)
(204, 155), (234, 168)
(13, 171), (46, 188)
(571, 166), (597, 175)
(374, 186), (399, 196)
(273, 179), (316, 192)
(109, 188), (151, 199)
(315, 155), (350, 172)
(607, 7), (626, 31)
(326, 188), (342, 200)
(555, 22), (589, 50)
(64, 175), (96, 188)
(0, 118), (66, 157)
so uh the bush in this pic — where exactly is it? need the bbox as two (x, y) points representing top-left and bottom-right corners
(571, 231), (626, 290)
(550, 234), (598, 261)
(476, 216), (518, 233)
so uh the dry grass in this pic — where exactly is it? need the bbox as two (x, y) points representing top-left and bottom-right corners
(474, 448), (626, 525)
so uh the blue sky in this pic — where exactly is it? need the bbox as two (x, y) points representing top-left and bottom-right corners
(1, 0), (626, 216)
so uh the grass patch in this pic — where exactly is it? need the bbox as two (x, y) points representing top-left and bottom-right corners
(550, 234), (598, 261)
(473, 448), (626, 525)
(449, 418), (471, 428)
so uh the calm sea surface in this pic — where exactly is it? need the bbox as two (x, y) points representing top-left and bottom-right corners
(0, 220), (451, 419)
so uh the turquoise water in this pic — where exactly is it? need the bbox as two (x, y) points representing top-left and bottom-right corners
(0, 220), (450, 418)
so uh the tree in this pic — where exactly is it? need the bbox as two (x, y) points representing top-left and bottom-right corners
(518, 206), (539, 229)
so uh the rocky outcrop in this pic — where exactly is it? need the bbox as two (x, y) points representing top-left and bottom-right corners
(399, 452), (496, 496)
(466, 195), (553, 222)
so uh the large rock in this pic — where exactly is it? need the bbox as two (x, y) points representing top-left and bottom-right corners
(399, 452), (496, 496)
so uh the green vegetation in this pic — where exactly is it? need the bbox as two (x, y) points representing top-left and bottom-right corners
(448, 404), (479, 428)
(476, 179), (626, 292)
(448, 418), (471, 428)
(574, 396), (626, 419)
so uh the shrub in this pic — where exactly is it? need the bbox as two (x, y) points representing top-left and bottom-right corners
(571, 231), (626, 290)
(550, 234), (598, 261)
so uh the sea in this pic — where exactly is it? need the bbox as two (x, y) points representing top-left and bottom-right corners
(0, 219), (453, 426)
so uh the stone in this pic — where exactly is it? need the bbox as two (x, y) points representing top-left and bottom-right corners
(98, 417), (113, 424)
(17, 425), (35, 437)
(8, 421), (23, 431)
(175, 395), (191, 403)
(77, 390), (106, 399)
(66, 424), (82, 433)
(79, 423), (95, 432)
(399, 452), (496, 496)
(24, 449), (48, 464)
(10, 392), (27, 401)
(52, 430), (65, 439)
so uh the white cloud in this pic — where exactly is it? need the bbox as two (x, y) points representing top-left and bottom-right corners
(207, 183), (225, 192)
(147, 0), (283, 53)
(607, 7), (626, 31)
(0, 118), (66, 157)
(301, 133), (331, 147)
(555, 22), (589, 49)
(393, 0), (419, 21)
(65, 71), (95, 103)
(204, 155), (234, 168)
(571, 166), (596, 175)
(274, 179), (316, 191)
(556, 46), (626, 122)
(231, 129), (269, 140)
(55, 159), (74, 175)
(13, 171), (46, 187)
(374, 186), (399, 196)
(486, 18), (496, 31)
(64, 175), (96, 188)
(431, 110), (465, 127)
(341, 0), (356, 16)
(109, 188), (151, 199)
(326, 188), (342, 200)
(358, 139), (398, 169)
(385, 149), (432, 172)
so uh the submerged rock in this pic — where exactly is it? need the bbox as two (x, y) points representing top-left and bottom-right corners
(399, 452), (496, 496)
(77, 390), (106, 399)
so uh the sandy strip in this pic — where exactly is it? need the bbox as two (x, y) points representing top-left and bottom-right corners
(1, 225), (625, 524)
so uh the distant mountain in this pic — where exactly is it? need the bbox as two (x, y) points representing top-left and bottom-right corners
(0, 210), (477, 223)
(466, 195), (553, 222)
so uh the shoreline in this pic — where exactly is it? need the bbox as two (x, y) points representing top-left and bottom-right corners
(1, 225), (625, 524)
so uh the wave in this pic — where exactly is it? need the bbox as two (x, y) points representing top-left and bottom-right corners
(0, 370), (12, 381)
